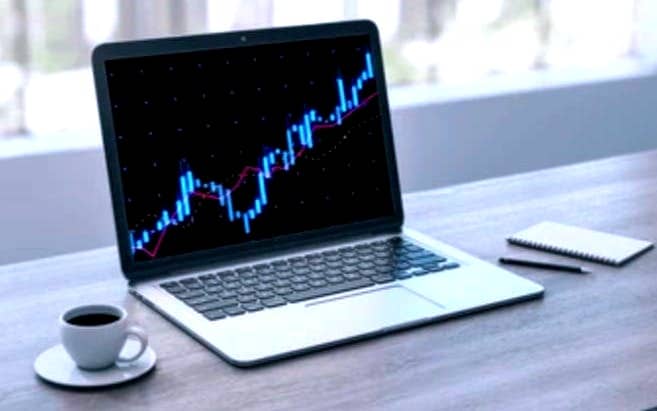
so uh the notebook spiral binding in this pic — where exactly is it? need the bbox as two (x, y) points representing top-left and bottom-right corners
(506, 237), (617, 265)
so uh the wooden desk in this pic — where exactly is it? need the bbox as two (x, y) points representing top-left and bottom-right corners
(2, 150), (657, 410)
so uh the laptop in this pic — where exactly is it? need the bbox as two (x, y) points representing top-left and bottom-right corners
(92, 20), (543, 366)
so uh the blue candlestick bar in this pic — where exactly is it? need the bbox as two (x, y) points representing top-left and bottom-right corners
(131, 51), (375, 253)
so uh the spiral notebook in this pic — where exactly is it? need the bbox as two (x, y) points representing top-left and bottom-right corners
(507, 221), (653, 266)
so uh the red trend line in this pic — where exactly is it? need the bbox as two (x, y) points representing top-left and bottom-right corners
(136, 91), (378, 258)
(139, 220), (170, 257)
(313, 92), (378, 131)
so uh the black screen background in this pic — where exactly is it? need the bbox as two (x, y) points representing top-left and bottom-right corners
(106, 35), (395, 262)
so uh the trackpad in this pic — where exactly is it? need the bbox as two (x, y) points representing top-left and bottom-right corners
(304, 286), (445, 335)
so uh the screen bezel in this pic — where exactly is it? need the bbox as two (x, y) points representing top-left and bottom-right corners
(92, 20), (404, 281)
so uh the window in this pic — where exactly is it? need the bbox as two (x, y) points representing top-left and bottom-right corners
(1, 0), (657, 141)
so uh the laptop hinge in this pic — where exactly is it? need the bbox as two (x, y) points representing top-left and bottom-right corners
(130, 227), (401, 285)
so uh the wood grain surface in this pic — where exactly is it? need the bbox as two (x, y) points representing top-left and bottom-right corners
(2, 149), (657, 410)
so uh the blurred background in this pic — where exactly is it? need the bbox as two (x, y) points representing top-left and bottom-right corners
(2, 0), (657, 139)
(1, 0), (657, 265)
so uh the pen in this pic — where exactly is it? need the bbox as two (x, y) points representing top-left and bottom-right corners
(498, 257), (591, 274)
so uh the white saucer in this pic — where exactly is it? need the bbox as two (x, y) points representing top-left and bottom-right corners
(34, 340), (157, 388)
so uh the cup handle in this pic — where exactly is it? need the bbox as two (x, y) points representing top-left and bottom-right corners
(117, 325), (149, 363)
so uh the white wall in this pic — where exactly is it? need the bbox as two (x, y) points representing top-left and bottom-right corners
(1, 73), (656, 265)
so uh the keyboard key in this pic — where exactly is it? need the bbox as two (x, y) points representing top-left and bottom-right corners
(275, 270), (294, 279)
(406, 251), (433, 259)
(286, 278), (374, 303)
(290, 275), (308, 284)
(224, 306), (246, 316)
(373, 258), (393, 266)
(371, 274), (395, 284)
(183, 282), (204, 290)
(238, 294), (257, 304)
(306, 256), (324, 265)
(256, 290), (275, 299)
(308, 272), (325, 280)
(403, 244), (424, 252)
(160, 281), (180, 289)
(292, 283), (310, 292)
(309, 279), (327, 288)
(211, 299), (239, 309)
(310, 264), (328, 272)
(273, 279), (291, 288)
(204, 286), (223, 293)
(203, 309), (226, 321)
(256, 266), (275, 275)
(236, 267), (254, 275)
(408, 267), (429, 276)
(223, 281), (240, 289)
(218, 272), (239, 282)
(257, 274), (276, 283)
(343, 272), (362, 281)
(199, 274), (215, 281)
(237, 286), (255, 295)
(194, 299), (238, 312)
(241, 277), (258, 286)
(176, 290), (205, 300)
(326, 275), (344, 284)
(261, 296), (287, 307)
(292, 266), (310, 273)
(242, 302), (264, 312)
(219, 290), (237, 299)
(274, 287), (293, 295)
(391, 248), (408, 257)
(441, 261), (460, 270)
(375, 265), (394, 274)
(179, 280), (200, 290)
(161, 284), (186, 294)
(242, 271), (258, 279)
(394, 270), (413, 280)
(255, 283), (273, 292)
(215, 270), (232, 279)
(422, 264), (444, 272)
(185, 296), (217, 306)
(412, 256), (447, 265)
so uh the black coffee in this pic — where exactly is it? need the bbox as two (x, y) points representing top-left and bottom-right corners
(67, 313), (120, 326)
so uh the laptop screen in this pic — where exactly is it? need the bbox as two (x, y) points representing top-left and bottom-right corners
(104, 34), (395, 262)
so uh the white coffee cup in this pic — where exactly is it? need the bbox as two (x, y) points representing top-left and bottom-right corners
(60, 304), (148, 370)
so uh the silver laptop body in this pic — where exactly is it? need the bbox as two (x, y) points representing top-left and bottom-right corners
(93, 20), (543, 366)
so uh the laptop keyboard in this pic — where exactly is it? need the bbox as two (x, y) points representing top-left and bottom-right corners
(159, 237), (460, 321)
